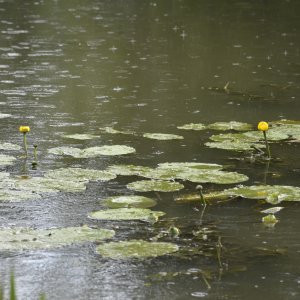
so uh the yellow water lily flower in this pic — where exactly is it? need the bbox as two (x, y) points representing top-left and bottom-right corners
(19, 126), (30, 133)
(257, 121), (269, 131)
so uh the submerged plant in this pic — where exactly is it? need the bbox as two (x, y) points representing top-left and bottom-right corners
(19, 126), (30, 158)
(258, 121), (271, 159)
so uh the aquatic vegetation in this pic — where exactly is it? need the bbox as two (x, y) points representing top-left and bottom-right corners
(143, 133), (184, 140)
(103, 195), (157, 209)
(99, 126), (136, 135)
(48, 145), (136, 158)
(96, 240), (178, 259)
(203, 185), (300, 205)
(19, 126), (30, 158)
(45, 167), (116, 182)
(88, 208), (165, 222)
(177, 123), (206, 131)
(0, 154), (16, 166)
(0, 189), (42, 202)
(262, 214), (278, 227)
(0, 142), (21, 151)
(127, 180), (184, 192)
(62, 133), (100, 140)
(260, 207), (284, 214)
(0, 113), (12, 118)
(207, 121), (253, 131)
(108, 162), (247, 185)
(0, 225), (115, 250)
(258, 121), (271, 158)
(15, 177), (87, 193)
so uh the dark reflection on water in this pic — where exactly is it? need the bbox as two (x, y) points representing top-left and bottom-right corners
(0, 0), (300, 299)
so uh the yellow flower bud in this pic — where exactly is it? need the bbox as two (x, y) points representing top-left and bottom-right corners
(19, 126), (30, 133)
(257, 121), (269, 131)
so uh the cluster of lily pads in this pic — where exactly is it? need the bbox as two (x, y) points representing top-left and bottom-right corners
(0, 119), (299, 258)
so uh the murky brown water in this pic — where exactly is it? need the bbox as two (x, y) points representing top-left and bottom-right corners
(0, 0), (300, 299)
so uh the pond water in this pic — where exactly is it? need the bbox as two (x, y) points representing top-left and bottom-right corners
(0, 0), (300, 299)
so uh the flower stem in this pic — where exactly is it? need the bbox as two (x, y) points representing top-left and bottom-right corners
(23, 132), (28, 158)
(263, 131), (271, 159)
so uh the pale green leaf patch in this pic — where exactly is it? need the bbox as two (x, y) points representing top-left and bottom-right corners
(99, 127), (136, 135)
(0, 113), (11, 118)
(260, 207), (284, 214)
(48, 145), (136, 158)
(207, 121), (253, 131)
(143, 133), (184, 140)
(88, 208), (165, 222)
(0, 142), (21, 151)
(15, 177), (87, 193)
(127, 180), (184, 192)
(0, 225), (115, 250)
(103, 195), (157, 209)
(96, 240), (178, 259)
(205, 185), (300, 205)
(62, 133), (100, 140)
(0, 154), (16, 166)
(45, 167), (116, 182)
(106, 164), (153, 177)
(177, 123), (206, 131)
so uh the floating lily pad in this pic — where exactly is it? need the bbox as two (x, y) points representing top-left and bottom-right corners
(48, 145), (136, 158)
(260, 207), (284, 214)
(0, 113), (11, 118)
(0, 225), (115, 250)
(127, 180), (184, 192)
(103, 195), (157, 208)
(0, 189), (42, 202)
(99, 127), (136, 135)
(177, 123), (206, 131)
(143, 133), (184, 140)
(45, 167), (116, 182)
(0, 142), (21, 151)
(206, 185), (300, 204)
(96, 240), (178, 259)
(88, 208), (165, 222)
(15, 177), (87, 193)
(107, 164), (153, 177)
(62, 133), (100, 140)
(157, 162), (223, 170)
(207, 121), (253, 131)
(205, 140), (264, 151)
(262, 214), (278, 226)
(0, 154), (16, 166)
(178, 169), (249, 184)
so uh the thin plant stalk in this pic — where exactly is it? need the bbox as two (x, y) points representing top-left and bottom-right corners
(10, 272), (16, 300)
(216, 236), (223, 270)
(23, 133), (28, 158)
(263, 131), (271, 159)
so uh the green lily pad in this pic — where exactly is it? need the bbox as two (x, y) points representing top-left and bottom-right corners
(262, 214), (278, 226)
(0, 154), (16, 166)
(62, 134), (100, 140)
(207, 121), (253, 131)
(207, 185), (300, 204)
(0, 142), (21, 151)
(205, 140), (264, 151)
(157, 162), (223, 170)
(143, 133), (184, 140)
(15, 177), (87, 193)
(96, 240), (178, 259)
(107, 164), (153, 177)
(0, 225), (115, 250)
(96, 240), (179, 259)
(103, 195), (157, 208)
(177, 123), (206, 131)
(178, 169), (249, 184)
(0, 189), (42, 202)
(48, 145), (136, 158)
(99, 127), (136, 135)
(260, 207), (284, 214)
(45, 167), (116, 182)
(0, 113), (11, 118)
(88, 208), (165, 222)
(127, 180), (184, 192)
